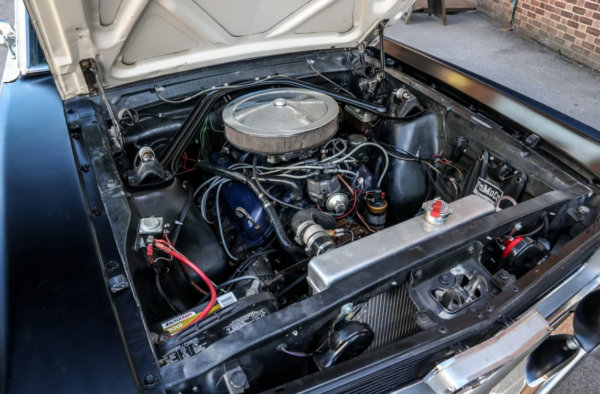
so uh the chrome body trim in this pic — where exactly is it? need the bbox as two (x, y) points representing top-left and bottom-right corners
(16, 0), (48, 76)
(424, 311), (551, 394)
(392, 250), (600, 394)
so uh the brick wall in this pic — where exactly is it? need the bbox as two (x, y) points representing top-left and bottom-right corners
(478, 0), (600, 71)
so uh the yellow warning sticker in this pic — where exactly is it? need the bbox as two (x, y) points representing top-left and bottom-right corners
(160, 305), (222, 335)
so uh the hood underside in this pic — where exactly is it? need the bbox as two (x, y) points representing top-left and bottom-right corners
(24, 0), (414, 100)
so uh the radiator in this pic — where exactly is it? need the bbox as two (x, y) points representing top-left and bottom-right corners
(356, 281), (422, 353)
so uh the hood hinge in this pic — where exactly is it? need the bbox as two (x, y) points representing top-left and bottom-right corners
(79, 59), (124, 154)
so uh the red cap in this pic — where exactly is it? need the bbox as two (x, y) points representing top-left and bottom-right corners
(502, 237), (523, 259)
(431, 200), (443, 218)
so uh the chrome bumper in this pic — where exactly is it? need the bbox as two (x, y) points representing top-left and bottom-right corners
(391, 250), (600, 394)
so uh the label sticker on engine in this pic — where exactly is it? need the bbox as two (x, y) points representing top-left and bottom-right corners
(222, 308), (268, 336)
(473, 177), (503, 203)
(158, 334), (212, 367)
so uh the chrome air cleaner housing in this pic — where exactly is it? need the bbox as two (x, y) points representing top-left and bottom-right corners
(222, 88), (339, 154)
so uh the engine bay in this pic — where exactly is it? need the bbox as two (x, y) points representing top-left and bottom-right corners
(69, 48), (597, 393)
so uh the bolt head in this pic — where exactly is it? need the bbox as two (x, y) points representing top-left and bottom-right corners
(139, 146), (155, 162)
(143, 374), (157, 388)
(514, 222), (523, 231)
(333, 202), (346, 214)
(414, 269), (423, 280)
(229, 371), (246, 389)
(417, 313), (431, 323)
(142, 152), (154, 162)
(341, 303), (353, 315)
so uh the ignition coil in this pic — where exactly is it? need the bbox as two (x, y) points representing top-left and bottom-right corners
(366, 189), (387, 229)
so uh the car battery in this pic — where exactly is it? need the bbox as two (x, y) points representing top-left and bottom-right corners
(152, 292), (277, 367)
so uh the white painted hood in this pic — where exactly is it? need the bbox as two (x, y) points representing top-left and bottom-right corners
(24, 0), (414, 100)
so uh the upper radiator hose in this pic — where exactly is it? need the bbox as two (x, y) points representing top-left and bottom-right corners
(291, 209), (336, 257)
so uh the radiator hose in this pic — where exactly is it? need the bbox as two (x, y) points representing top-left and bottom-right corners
(291, 208), (336, 257)
(196, 161), (305, 261)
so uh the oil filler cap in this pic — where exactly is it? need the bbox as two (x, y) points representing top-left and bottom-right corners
(423, 200), (453, 225)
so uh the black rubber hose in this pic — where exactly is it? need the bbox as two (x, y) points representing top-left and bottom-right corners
(263, 203), (305, 261)
(256, 176), (302, 200)
(171, 181), (193, 245)
(291, 208), (337, 257)
(154, 266), (183, 313)
(291, 208), (337, 234)
(252, 156), (302, 211)
(196, 161), (305, 260)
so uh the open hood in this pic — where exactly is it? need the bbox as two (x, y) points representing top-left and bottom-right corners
(24, 0), (414, 100)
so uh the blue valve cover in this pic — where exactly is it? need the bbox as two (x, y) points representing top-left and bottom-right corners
(210, 152), (272, 247)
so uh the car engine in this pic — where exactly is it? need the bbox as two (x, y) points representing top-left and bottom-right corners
(72, 51), (594, 393)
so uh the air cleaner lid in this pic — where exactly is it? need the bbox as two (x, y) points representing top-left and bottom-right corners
(222, 88), (339, 154)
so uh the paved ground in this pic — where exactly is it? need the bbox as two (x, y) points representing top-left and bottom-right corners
(0, 0), (14, 77)
(388, 11), (600, 394)
(387, 11), (600, 129)
(0, 3), (598, 393)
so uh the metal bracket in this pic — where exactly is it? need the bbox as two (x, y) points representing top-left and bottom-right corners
(378, 22), (386, 77)
(79, 59), (124, 153)
(108, 274), (130, 293)
(223, 359), (249, 394)
(390, 89), (422, 117)
(127, 146), (168, 186)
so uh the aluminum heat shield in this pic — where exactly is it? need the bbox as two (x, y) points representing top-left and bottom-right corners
(307, 195), (496, 293)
